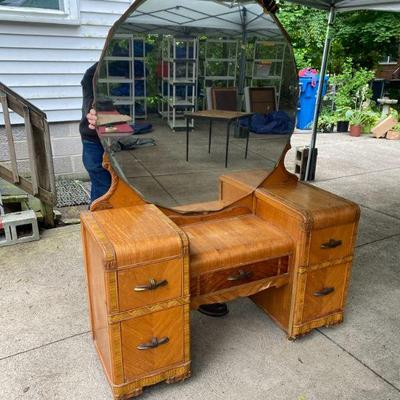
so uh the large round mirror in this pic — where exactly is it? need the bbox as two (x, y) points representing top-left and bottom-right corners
(94, 0), (298, 211)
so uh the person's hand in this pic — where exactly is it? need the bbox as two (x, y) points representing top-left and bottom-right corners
(87, 108), (97, 130)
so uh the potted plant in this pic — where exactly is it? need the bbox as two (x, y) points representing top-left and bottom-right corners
(336, 107), (351, 132)
(348, 110), (364, 136)
(318, 110), (337, 133)
(332, 59), (375, 133)
(361, 109), (380, 134)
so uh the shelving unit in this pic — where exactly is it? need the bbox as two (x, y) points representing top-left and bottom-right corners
(247, 40), (286, 108)
(202, 39), (239, 94)
(97, 34), (147, 122)
(158, 36), (198, 130)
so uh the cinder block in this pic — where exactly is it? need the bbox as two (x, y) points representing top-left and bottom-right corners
(1, 159), (31, 175)
(49, 122), (80, 138)
(71, 154), (87, 174)
(53, 156), (74, 174)
(51, 137), (82, 157)
(294, 146), (318, 181)
(1, 210), (39, 246)
(0, 223), (13, 246)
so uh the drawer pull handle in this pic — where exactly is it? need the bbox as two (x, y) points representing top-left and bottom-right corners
(320, 239), (342, 249)
(134, 279), (168, 292)
(137, 336), (169, 350)
(313, 287), (335, 297)
(227, 270), (253, 281)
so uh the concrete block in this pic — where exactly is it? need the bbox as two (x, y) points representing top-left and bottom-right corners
(0, 219), (13, 246)
(51, 137), (82, 157)
(71, 154), (87, 174)
(49, 122), (80, 138)
(2, 159), (31, 175)
(14, 140), (29, 160)
(1, 210), (39, 246)
(0, 142), (10, 161)
(53, 156), (74, 175)
(0, 124), (26, 140)
(294, 146), (318, 181)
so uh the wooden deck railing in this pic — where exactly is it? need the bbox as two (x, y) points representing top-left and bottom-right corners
(0, 82), (56, 226)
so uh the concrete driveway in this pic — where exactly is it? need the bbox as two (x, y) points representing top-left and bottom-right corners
(1, 132), (399, 400)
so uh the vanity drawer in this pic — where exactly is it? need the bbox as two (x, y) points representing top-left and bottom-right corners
(309, 224), (355, 265)
(198, 257), (289, 295)
(301, 262), (350, 322)
(121, 306), (185, 380)
(118, 259), (183, 312)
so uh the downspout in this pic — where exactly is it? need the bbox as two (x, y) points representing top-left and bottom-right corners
(304, 5), (336, 181)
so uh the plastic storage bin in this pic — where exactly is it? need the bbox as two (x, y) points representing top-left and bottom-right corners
(297, 74), (328, 130)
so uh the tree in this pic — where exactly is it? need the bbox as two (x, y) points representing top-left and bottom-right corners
(277, 2), (400, 73)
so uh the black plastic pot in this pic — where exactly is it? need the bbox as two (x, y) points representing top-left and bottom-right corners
(337, 121), (349, 133)
(323, 125), (334, 133)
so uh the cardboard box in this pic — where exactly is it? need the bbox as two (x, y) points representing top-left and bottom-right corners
(386, 130), (400, 140)
(371, 116), (396, 138)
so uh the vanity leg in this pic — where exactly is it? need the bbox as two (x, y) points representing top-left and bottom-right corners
(166, 369), (192, 384)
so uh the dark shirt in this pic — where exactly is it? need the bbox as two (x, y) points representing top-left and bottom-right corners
(79, 63), (99, 143)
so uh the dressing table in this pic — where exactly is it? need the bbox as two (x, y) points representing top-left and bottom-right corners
(80, 1), (360, 398)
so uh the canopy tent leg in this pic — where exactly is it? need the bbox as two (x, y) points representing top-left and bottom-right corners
(304, 5), (336, 181)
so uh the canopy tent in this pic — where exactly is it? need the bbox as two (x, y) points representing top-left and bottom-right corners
(284, 0), (400, 180)
(121, 0), (282, 39)
(100, 0), (293, 99)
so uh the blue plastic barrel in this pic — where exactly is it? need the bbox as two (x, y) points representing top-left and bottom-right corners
(296, 75), (329, 130)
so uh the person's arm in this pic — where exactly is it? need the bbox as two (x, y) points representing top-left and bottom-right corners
(79, 63), (99, 140)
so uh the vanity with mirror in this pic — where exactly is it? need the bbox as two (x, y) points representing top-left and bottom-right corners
(80, 1), (360, 399)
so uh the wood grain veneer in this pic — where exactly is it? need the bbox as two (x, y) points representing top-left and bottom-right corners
(252, 179), (360, 338)
(81, 144), (360, 398)
(81, 205), (191, 399)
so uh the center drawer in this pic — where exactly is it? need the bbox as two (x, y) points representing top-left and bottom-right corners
(196, 256), (289, 295)
(121, 306), (185, 380)
(118, 259), (183, 312)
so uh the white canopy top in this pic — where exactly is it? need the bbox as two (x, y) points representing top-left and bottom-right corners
(119, 0), (282, 39)
(283, 0), (400, 12)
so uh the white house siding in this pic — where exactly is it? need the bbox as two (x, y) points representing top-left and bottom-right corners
(0, 0), (132, 177)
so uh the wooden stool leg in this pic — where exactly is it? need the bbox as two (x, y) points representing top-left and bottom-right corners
(186, 117), (190, 162)
(225, 120), (233, 168)
(208, 119), (213, 154)
(245, 115), (251, 159)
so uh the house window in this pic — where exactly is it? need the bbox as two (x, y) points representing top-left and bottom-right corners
(0, 0), (62, 10)
(0, 0), (79, 24)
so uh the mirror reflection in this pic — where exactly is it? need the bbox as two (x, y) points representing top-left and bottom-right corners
(94, 0), (298, 210)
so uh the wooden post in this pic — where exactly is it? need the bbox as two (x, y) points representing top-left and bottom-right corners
(23, 106), (39, 196)
(31, 121), (56, 227)
(0, 92), (19, 183)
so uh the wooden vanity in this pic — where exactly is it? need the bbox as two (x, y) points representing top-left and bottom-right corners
(81, 149), (360, 399)
(81, 1), (360, 398)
